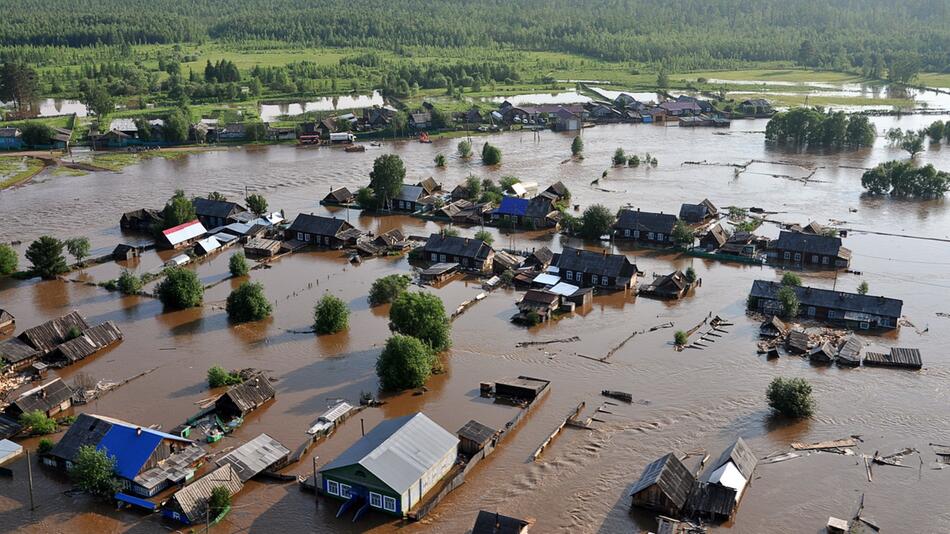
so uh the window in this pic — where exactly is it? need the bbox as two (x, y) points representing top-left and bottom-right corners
(822, 257), (829, 265)
(327, 480), (339, 496)
(462, 258), (469, 266)
(624, 229), (630, 237)
(794, 253), (802, 262)
(324, 236), (330, 245)
(828, 310), (837, 319)
(860, 321), (869, 330)
(592, 275), (599, 285)
(807, 306), (816, 317)
(648, 232), (655, 240)
(369, 492), (382, 508)
(431, 253), (438, 261)
(783, 251), (790, 260)
(383, 496), (397, 512)
(811, 255), (819, 263)
(296, 232), (304, 241)
(339, 484), (351, 499)
(602, 277), (609, 286)
(657, 233), (665, 241)
(633, 230), (640, 238)
(566, 271), (573, 281)
(439, 254), (446, 262)
(576, 272), (583, 283)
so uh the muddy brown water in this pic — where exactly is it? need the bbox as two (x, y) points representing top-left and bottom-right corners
(2, 116), (950, 533)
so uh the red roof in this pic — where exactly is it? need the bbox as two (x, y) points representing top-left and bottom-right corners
(162, 220), (200, 236)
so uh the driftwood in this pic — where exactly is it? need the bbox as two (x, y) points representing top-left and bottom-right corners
(791, 438), (857, 451)
(601, 390), (633, 403)
(516, 336), (580, 348)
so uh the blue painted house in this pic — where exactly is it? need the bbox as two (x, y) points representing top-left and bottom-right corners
(0, 128), (23, 150)
(492, 196), (529, 225)
(46, 413), (204, 498)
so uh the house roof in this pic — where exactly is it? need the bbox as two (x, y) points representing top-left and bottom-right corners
(457, 420), (496, 447)
(773, 231), (845, 257)
(749, 280), (903, 318)
(320, 413), (459, 495)
(679, 203), (709, 221)
(193, 198), (245, 219)
(109, 118), (138, 132)
(417, 177), (440, 194)
(521, 289), (560, 306)
(216, 375), (276, 414)
(544, 181), (569, 198)
(554, 247), (636, 279)
(53, 321), (123, 364)
(525, 196), (555, 219)
(0, 338), (40, 365)
(703, 437), (756, 481)
(287, 214), (352, 237)
(324, 187), (354, 203)
(0, 415), (22, 440)
(630, 453), (695, 510)
(615, 209), (677, 233)
(526, 247), (554, 266)
(472, 510), (530, 534)
(0, 127), (22, 138)
(493, 250), (523, 270)
(659, 101), (702, 113)
(837, 335), (863, 361)
(704, 224), (729, 247)
(216, 433), (290, 482)
(687, 481), (738, 518)
(18, 311), (90, 353)
(133, 444), (206, 491)
(162, 220), (208, 246)
(396, 184), (426, 203)
(646, 271), (690, 293)
(170, 464), (244, 523)
(10, 377), (73, 415)
(423, 233), (493, 261)
(496, 196), (529, 216)
(194, 236), (221, 255)
(410, 112), (432, 123)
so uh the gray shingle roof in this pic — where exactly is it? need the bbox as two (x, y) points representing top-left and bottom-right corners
(773, 231), (843, 256)
(423, 233), (493, 261)
(703, 437), (756, 481)
(614, 209), (677, 233)
(11, 378), (72, 415)
(320, 413), (458, 495)
(169, 464), (244, 523)
(472, 510), (530, 534)
(630, 453), (695, 509)
(0, 338), (40, 365)
(554, 247), (636, 279)
(457, 420), (496, 447)
(216, 433), (290, 482)
(750, 280), (903, 318)
(193, 198), (245, 219)
(396, 184), (426, 203)
(287, 214), (352, 237)
(19, 311), (90, 353)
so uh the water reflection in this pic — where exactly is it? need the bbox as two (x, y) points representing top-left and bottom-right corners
(258, 91), (385, 121)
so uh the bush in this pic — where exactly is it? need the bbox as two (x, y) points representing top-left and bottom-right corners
(356, 186), (380, 211)
(66, 326), (83, 340)
(368, 274), (412, 306)
(571, 136), (583, 156)
(612, 147), (626, 165)
(38, 438), (54, 454)
(116, 269), (143, 295)
(226, 281), (272, 323)
(672, 220), (694, 245)
(766, 377), (814, 418)
(229, 252), (249, 277)
(684, 267), (697, 283)
(161, 189), (197, 230)
(674, 330), (688, 346)
(157, 267), (204, 309)
(0, 243), (17, 275)
(207, 366), (243, 388)
(781, 272), (802, 287)
(777, 286), (800, 319)
(20, 410), (57, 435)
(474, 229), (493, 246)
(457, 139), (472, 158)
(314, 294), (349, 334)
(434, 153), (446, 167)
(209, 485), (232, 516)
(375, 334), (436, 390)
(443, 227), (460, 237)
(245, 194), (268, 216)
(389, 291), (451, 351)
(857, 281), (869, 295)
(579, 204), (615, 239)
(65, 237), (91, 264)
(524, 311), (542, 326)
(25, 236), (69, 279)
(481, 143), (502, 165)
(70, 444), (120, 498)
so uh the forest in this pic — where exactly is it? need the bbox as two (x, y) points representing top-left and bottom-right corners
(2, 0), (949, 72)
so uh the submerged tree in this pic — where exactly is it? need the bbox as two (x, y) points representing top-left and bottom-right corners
(0, 243), (18, 275)
(229, 252), (249, 277)
(70, 445), (121, 498)
(579, 204), (615, 239)
(368, 274), (412, 306)
(389, 291), (451, 351)
(156, 267), (203, 309)
(314, 294), (349, 334)
(25, 236), (68, 279)
(245, 194), (268, 216)
(481, 142), (502, 165)
(457, 139), (473, 158)
(766, 377), (815, 418)
(162, 189), (197, 229)
(226, 281), (271, 323)
(65, 237), (91, 264)
(571, 135), (584, 157)
(376, 334), (436, 391)
(777, 286), (800, 319)
(369, 154), (406, 208)
(612, 147), (626, 166)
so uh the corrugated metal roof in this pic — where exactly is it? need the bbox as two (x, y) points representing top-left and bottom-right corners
(532, 273), (560, 286)
(0, 439), (23, 465)
(169, 464), (244, 523)
(320, 413), (458, 494)
(194, 236), (221, 255)
(162, 220), (207, 246)
(548, 282), (580, 296)
(109, 118), (138, 132)
(216, 433), (290, 482)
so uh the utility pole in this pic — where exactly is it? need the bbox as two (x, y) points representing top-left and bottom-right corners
(360, 418), (365, 437)
(27, 450), (35, 511)
(312, 455), (319, 508)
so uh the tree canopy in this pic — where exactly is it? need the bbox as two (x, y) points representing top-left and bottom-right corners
(229, 252), (249, 277)
(766, 108), (875, 148)
(368, 274), (412, 306)
(579, 204), (615, 239)
(314, 293), (349, 334)
(0, 244), (17, 275)
(162, 189), (197, 229)
(25, 235), (68, 279)
(481, 143), (501, 165)
(226, 281), (272, 322)
(368, 154), (406, 208)
(245, 193), (268, 216)
(70, 445), (121, 498)
(156, 267), (204, 309)
(862, 160), (950, 198)
(376, 334), (436, 391)
(389, 291), (451, 351)
(767, 377), (815, 418)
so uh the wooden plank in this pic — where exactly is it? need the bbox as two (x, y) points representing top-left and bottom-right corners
(791, 438), (857, 451)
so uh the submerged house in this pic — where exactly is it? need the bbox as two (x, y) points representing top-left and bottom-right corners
(551, 247), (638, 290)
(46, 413), (201, 498)
(688, 437), (757, 521)
(120, 208), (163, 232)
(216, 433), (290, 482)
(192, 198), (247, 229)
(864, 347), (922, 370)
(163, 463), (244, 524)
(678, 199), (718, 224)
(748, 280), (903, 330)
(322, 187), (355, 205)
(214, 374), (276, 418)
(630, 453), (695, 516)
(159, 220), (208, 249)
(700, 224), (729, 252)
(422, 233), (494, 273)
(769, 231), (851, 269)
(47, 321), (123, 367)
(18, 311), (90, 354)
(0, 338), (41, 373)
(393, 185), (427, 212)
(516, 290), (562, 322)
(492, 196), (558, 228)
(285, 214), (361, 249)
(639, 271), (694, 299)
(613, 209), (677, 246)
(4, 377), (73, 419)
(471, 510), (532, 534)
(318, 413), (459, 518)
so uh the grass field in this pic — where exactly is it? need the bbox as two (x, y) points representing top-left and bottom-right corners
(0, 156), (46, 189)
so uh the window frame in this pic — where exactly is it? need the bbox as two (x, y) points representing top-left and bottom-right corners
(369, 492), (382, 508)
(326, 480), (339, 496)
(339, 483), (352, 499)
(383, 495), (397, 512)
(592, 274), (599, 285)
(566, 271), (573, 281)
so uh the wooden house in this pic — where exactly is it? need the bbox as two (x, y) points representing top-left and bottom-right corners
(539, 181), (570, 205)
(318, 413), (458, 518)
(836, 335), (863, 367)
(0, 338), (41, 372)
(162, 464), (244, 524)
(416, 177), (442, 196)
(808, 342), (836, 364)
(630, 453), (695, 516)
(18, 311), (90, 354)
(393, 184), (428, 212)
(214, 374), (276, 418)
(285, 214), (361, 249)
(46, 321), (123, 367)
(0, 415), (22, 440)
(409, 112), (432, 130)
(516, 290), (561, 322)
(422, 233), (494, 273)
(216, 433), (290, 482)
(748, 280), (902, 330)
(0, 308), (15, 332)
(120, 208), (163, 232)
(688, 437), (757, 521)
(678, 199), (718, 224)
(523, 247), (554, 271)
(639, 271), (694, 299)
(322, 187), (355, 205)
(159, 220), (208, 249)
(864, 347), (922, 370)
(613, 209), (677, 246)
(111, 244), (139, 261)
(719, 231), (767, 258)
(192, 198), (247, 229)
(769, 231), (851, 269)
(457, 420), (497, 456)
(494, 376), (549, 402)
(471, 510), (532, 534)
(700, 224), (729, 251)
(759, 316), (788, 339)
(551, 247), (638, 290)
(4, 377), (73, 419)
(786, 330), (810, 354)
(492, 196), (558, 228)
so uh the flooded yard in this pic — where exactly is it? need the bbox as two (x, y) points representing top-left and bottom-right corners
(1, 115), (950, 533)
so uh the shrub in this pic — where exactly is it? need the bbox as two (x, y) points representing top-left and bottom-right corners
(368, 274), (412, 306)
(766, 377), (814, 418)
(66, 326), (83, 340)
(684, 267), (697, 283)
(226, 281), (272, 323)
(474, 229), (494, 246)
(209, 485), (232, 516)
(612, 147), (626, 165)
(481, 143), (502, 165)
(156, 267), (204, 309)
(38, 438), (54, 454)
(314, 294), (349, 334)
(571, 136), (583, 156)
(457, 139), (472, 158)
(70, 444), (120, 498)
(672, 220), (695, 245)
(442, 227), (460, 237)
(524, 311), (542, 326)
(777, 286), (800, 319)
(0, 243), (17, 275)
(245, 194), (268, 216)
(65, 237), (91, 264)
(857, 281), (869, 295)
(207, 365), (243, 388)
(375, 334), (436, 390)
(116, 269), (143, 295)
(579, 204), (615, 239)
(229, 252), (249, 277)
(781, 272), (802, 287)
(674, 330), (688, 346)
(434, 153), (446, 167)
(389, 291), (451, 351)
(25, 236), (68, 279)
(20, 410), (57, 435)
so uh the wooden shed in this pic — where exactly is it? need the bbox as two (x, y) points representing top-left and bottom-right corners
(457, 419), (497, 456)
(214, 374), (276, 418)
(47, 321), (123, 367)
(629, 453), (695, 516)
(4, 377), (73, 419)
(494, 376), (550, 402)
(0, 309), (14, 332)
(18, 311), (90, 353)
(162, 463), (244, 525)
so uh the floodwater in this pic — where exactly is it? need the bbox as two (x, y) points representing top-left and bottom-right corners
(702, 79), (950, 111)
(1, 99), (89, 118)
(2, 115), (950, 533)
(259, 92), (385, 121)
(479, 91), (593, 105)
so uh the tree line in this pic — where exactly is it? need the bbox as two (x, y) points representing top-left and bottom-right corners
(765, 108), (876, 149)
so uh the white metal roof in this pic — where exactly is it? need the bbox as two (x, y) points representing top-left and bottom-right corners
(545, 265), (560, 274)
(549, 282), (579, 296)
(307, 401), (354, 435)
(195, 236), (220, 254)
(708, 461), (747, 501)
(532, 273), (560, 286)
(319, 413), (458, 494)
(162, 220), (207, 246)
(109, 118), (138, 132)
(509, 183), (527, 197)
(0, 438), (23, 465)
(165, 254), (190, 267)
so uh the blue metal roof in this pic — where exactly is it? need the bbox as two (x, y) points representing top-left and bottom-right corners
(96, 421), (190, 480)
(116, 492), (158, 510)
(496, 196), (528, 216)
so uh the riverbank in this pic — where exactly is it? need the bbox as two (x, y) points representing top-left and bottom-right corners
(0, 155), (47, 189)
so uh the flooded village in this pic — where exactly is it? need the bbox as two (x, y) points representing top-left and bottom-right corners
(2, 95), (950, 534)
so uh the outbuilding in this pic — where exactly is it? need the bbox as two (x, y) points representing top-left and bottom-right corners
(629, 453), (695, 516)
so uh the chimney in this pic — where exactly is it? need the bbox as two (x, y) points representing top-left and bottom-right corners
(136, 427), (143, 436)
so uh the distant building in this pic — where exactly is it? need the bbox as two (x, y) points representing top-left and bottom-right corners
(393, 184), (427, 212)
(159, 220), (208, 249)
(214, 374), (276, 418)
(319, 413), (458, 518)
(285, 214), (361, 249)
(4, 377), (73, 419)
(769, 231), (851, 268)
(120, 208), (163, 232)
(700, 224), (729, 251)
(613, 209), (678, 246)
(748, 280), (902, 330)
(678, 199), (718, 224)
(639, 270), (694, 299)
(321, 187), (354, 206)
(551, 247), (638, 290)
(0, 127), (23, 150)
(192, 198), (247, 228)
(422, 233), (495, 272)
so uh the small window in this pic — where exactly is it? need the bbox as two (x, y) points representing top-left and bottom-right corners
(592, 275), (599, 285)
(324, 236), (330, 244)
(807, 306), (816, 317)
(657, 233), (664, 241)
(297, 232), (304, 241)
(648, 232), (655, 240)
(602, 277), (609, 286)
(327, 480), (339, 496)
(624, 229), (630, 237)
(794, 253), (802, 262)
(566, 271), (573, 281)
(811, 255), (818, 263)
(370, 492), (382, 508)
(383, 496), (397, 512)
(339, 484), (351, 499)
(860, 321), (869, 330)
(440, 254), (446, 262)
(822, 256), (829, 265)
(783, 251), (790, 260)
(828, 310), (837, 319)
(576, 272), (583, 283)
(633, 230), (640, 238)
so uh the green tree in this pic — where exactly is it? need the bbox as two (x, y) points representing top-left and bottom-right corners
(845, 115), (876, 147)
(926, 120), (945, 142)
(671, 220), (694, 246)
(368, 274), (412, 306)
(579, 204), (615, 239)
(375, 334), (436, 390)
(900, 131), (925, 159)
(766, 377), (815, 418)
(81, 85), (114, 119)
(207, 365), (243, 387)
(20, 122), (54, 146)
(684, 266), (697, 283)
(674, 330), (688, 346)
(369, 154), (406, 208)
(474, 229), (494, 246)
(781, 272), (802, 287)
(857, 280), (869, 295)
(226, 281), (271, 323)
(314, 294), (349, 334)
(481, 143), (501, 165)
(356, 186), (380, 211)
(209, 485), (232, 517)
(0, 62), (39, 112)
(208, 191), (227, 201)
(434, 153), (446, 167)
(612, 147), (626, 165)
(38, 438), (54, 454)
(229, 252), (249, 277)
(245, 121), (267, 141)
(0, 244), (17, 275)
(25, 236), (68, 279)
(245, 193), (268, 216)
(116, 269), (143, 295)
(70, 445), (121, 498)
(389, 291), (451, 351)
(164, 107), (190, 144)
(628, 154), (641, 167)
(571, 136), (584, 157)
(65, 237), (91, 264)
(656, 67), (670, 90)
(777, 286), (800, 319)
(464, 175), (481, 200)
(457, 139), (473, 158)
(156, 267), (203, 309)
(499, 175), (520, 191)
(19, 410), (57, 435)
(162, 189), (197, 229)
